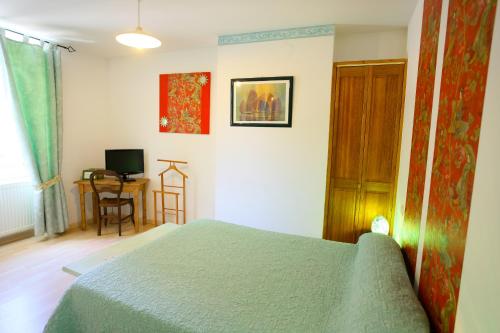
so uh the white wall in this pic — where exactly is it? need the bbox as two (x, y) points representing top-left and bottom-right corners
(393, 1), (423, 243)
(214, 36), (334, 238)
(62, 37), (335, 237)
(455, 3), (500, 331)
(61, 52), (109, 226)
(106, 48), (217, 223)
(333, 28), (407, 62)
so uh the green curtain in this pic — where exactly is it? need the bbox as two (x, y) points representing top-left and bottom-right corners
(0, 33), (68, 236)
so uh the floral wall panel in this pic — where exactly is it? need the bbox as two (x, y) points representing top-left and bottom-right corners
(402, 0), (443, 279)
(159, 72), (211, 134)
(419, 1), (497, 332)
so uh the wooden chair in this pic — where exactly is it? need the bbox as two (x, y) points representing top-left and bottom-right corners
(90, 170), (134, 236)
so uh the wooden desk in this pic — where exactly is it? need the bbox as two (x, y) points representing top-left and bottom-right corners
(74, 178), (149, 232)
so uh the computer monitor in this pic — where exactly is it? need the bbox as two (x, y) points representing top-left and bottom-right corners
(105, 149), (144, 181)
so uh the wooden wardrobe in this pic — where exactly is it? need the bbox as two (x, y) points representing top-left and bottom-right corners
(323, 60), (406, 243)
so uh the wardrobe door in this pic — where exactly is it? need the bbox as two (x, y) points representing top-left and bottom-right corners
(324, 61), (405, 243)
(356, 64), (405, 239)
(325, 66), (369, 242)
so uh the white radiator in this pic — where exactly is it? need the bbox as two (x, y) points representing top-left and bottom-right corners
(0, 182), (35, 237)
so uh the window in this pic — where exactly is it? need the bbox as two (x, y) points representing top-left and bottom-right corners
(0, 48), (33, 185)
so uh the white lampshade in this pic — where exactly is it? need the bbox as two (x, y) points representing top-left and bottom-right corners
(116, 0), (161, 49)
(116, 27), (161, 49)
(371, 215), (389, 235)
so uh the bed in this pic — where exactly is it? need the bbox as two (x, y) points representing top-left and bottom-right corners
(45, 219), (429, 332)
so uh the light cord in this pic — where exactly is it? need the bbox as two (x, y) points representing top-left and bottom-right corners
(137, 0), (142, 28)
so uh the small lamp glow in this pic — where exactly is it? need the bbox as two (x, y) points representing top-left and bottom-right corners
(371, 215), (389, 235)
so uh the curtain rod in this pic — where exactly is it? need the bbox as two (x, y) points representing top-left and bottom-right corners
(3, 28), (76, 52)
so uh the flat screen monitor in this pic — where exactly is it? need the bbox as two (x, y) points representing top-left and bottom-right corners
(105, 149), (144, 179)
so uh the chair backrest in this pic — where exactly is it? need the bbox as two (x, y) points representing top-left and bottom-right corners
(89, 170), (123, 201)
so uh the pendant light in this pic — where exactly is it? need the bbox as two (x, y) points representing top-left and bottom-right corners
(116, 0), (161, 49)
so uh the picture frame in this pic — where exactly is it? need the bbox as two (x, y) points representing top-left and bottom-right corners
(230, 76), (293, 127)
(81, 168), (103, 180)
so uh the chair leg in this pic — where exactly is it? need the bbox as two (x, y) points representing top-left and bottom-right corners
(97, 207), (102, 236)
(130, 201), (135, 225)
(104, 207), (108, 226)
(118, 206), (122, 236)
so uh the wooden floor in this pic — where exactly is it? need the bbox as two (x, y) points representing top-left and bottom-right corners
(0, 220), (155, 333)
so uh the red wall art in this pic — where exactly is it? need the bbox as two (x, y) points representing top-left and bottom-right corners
(419, 1), (497, 332)
(159, 72), (211, 134)
(402, 0), (443, 280)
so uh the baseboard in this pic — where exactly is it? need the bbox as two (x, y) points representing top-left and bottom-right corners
(0, 229), (35, 246)
(0, 219), (158, 246)
(68, 219), (157, 230)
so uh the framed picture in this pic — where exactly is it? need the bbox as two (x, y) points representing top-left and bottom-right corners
(81, 168), (103, 180)
(230, 76), (293, 127)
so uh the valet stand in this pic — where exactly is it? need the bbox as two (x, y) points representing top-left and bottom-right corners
(153, 159), (188, 225)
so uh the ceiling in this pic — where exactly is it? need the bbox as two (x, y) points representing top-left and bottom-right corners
(0, 0), (417, 58)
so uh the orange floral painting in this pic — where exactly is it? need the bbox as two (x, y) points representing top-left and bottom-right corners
(402, 0), (443, 280)
(159, 72), (211, 134)
(419, 1), (497, 332)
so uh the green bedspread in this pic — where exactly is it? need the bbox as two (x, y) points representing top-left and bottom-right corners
(45, 220), (429, 333)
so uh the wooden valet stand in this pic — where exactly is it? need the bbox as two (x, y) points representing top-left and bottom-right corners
(153, 159), (188, 225)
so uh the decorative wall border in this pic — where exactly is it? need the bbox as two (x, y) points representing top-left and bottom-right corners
(218, 25), (334, 45)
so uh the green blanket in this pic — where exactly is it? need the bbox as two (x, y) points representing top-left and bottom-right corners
(45, 220), (428, 332)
